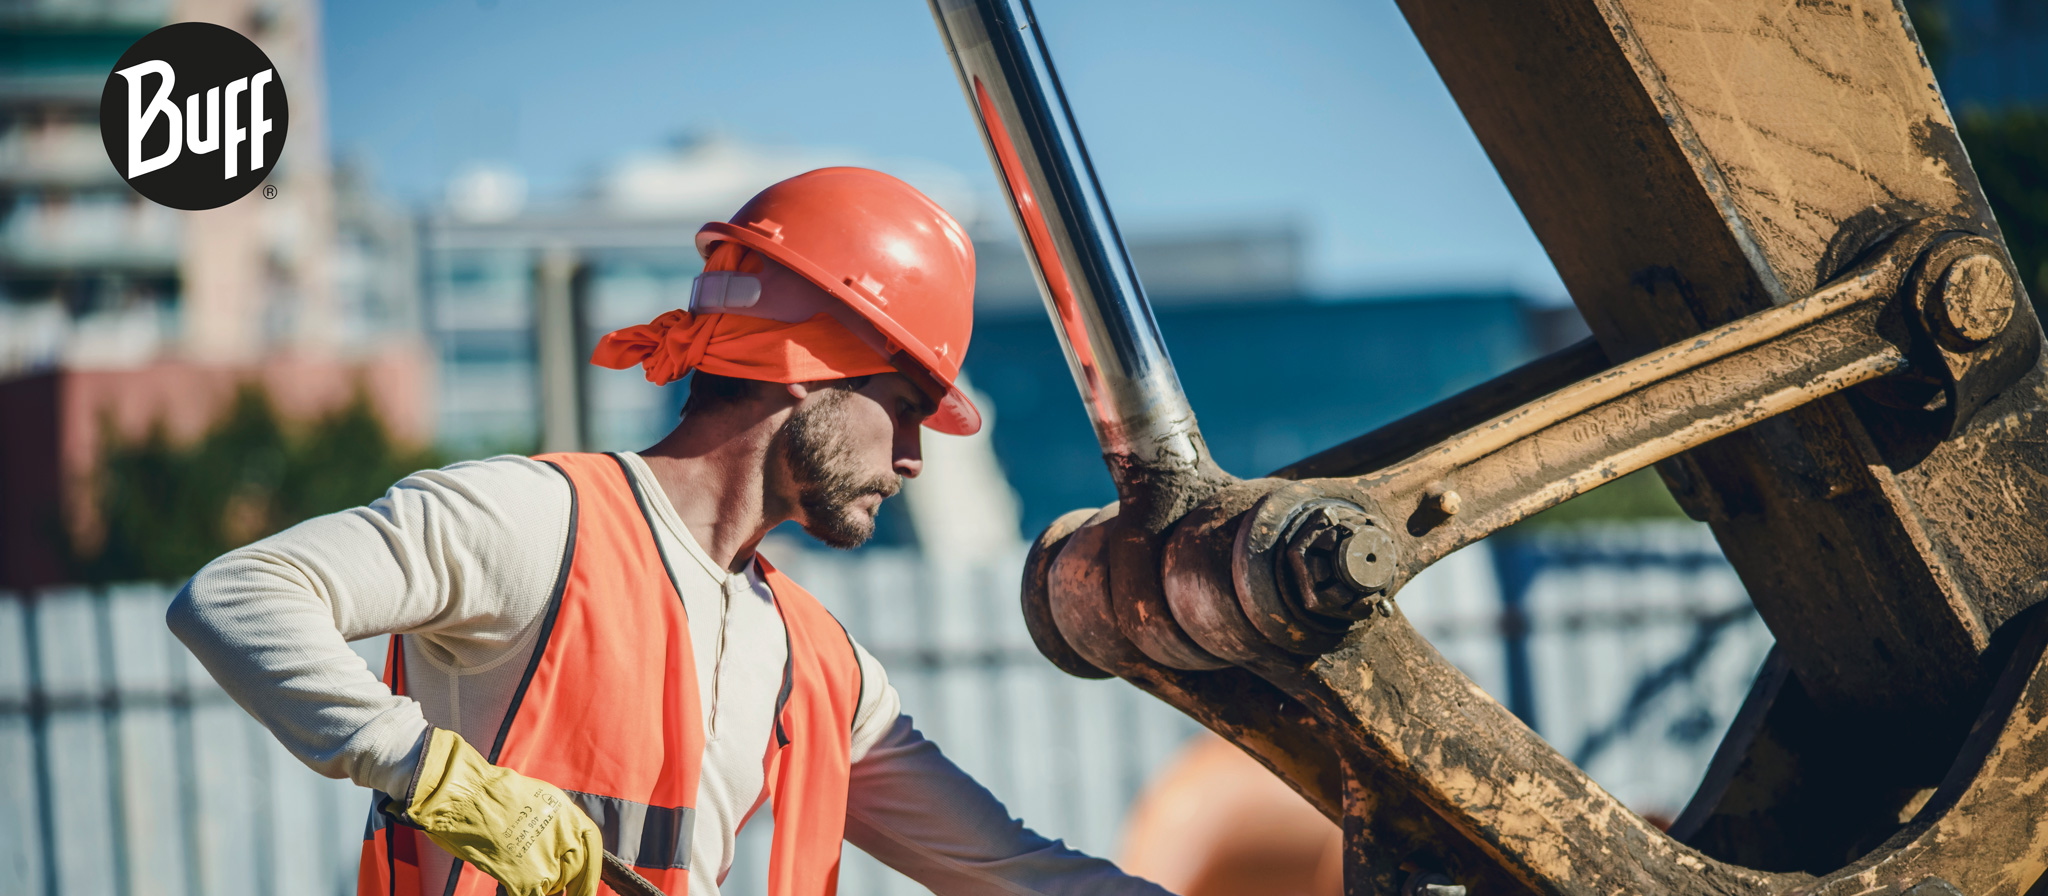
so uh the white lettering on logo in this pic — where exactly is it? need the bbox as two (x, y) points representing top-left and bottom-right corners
(184, 85), (219, 154)
(248, 70), (274, 178)
(116, 62), (278, 181)
(223, 75), (247, 179)
(117, 59), (180, 178)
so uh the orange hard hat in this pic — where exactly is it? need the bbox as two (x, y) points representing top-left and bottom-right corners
(696, 167), (982, 436)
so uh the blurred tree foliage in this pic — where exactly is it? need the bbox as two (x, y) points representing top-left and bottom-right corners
(77, 385), (442, 583)
(1904, 0), (1952, 72)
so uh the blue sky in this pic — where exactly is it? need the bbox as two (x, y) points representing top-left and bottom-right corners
(322, 0), (1565, 299)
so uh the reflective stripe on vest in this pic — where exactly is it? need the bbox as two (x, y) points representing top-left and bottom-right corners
(357, 452), (863, 896)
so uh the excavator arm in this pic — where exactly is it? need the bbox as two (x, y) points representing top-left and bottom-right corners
(928, 0), (2048, 892)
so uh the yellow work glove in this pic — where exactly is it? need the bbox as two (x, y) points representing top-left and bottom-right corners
(396, 728), (605, 896)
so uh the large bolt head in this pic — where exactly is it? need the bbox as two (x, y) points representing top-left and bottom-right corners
(1337, 526), (1397, 592)
(1932, 252), (2016, 347)
(1280, 503), (1398, 620)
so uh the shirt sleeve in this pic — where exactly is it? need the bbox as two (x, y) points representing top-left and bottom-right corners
(165, 455), (572, 797)
(843, 714), (1179, 896)
(847, 637), (900, 763)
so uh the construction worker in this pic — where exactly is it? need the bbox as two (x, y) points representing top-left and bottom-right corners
(169, 168), (1174, 896)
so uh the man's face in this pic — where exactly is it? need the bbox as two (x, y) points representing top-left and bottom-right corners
(780, 372), (935, 548)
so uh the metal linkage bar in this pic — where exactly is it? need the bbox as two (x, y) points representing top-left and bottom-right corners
(927, 0), (1211, 499)
(1044, 231), (1943, 669)
(1225, 243), (1925, 655)
(933, 0), (1245, 679)
(1400, 10), (2048, 853)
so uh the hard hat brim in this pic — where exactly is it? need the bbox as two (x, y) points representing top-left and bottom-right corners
(926, 386), (981, 437)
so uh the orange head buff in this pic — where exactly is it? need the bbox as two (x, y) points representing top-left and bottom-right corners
(591, 242), (901, 386)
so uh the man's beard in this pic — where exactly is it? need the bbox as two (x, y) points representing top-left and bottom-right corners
(781, 390), (902, 549)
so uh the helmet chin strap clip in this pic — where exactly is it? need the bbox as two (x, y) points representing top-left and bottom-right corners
(689, 262), (896, 361)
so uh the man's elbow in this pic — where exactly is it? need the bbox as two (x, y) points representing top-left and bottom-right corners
(165, 553), (262, 648)
(165, 566), (216, 648)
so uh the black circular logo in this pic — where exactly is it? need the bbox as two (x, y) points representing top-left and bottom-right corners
(99, 22), (289, 211)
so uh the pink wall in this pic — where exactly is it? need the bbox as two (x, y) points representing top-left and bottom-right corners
(0, 346), (433, 590)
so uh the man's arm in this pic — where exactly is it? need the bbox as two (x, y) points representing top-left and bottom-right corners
(845, 716), (1176, 896)
(165, 456), (571, 797)
(839, 643), (1175, 896)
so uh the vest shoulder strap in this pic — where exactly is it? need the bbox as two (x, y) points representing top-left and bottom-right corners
(756, 556), (863, 896)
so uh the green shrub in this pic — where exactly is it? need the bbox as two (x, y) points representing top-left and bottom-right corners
(78, 385), (442, 583)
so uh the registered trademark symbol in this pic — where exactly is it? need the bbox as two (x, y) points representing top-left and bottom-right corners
(263, 184), (277, 199)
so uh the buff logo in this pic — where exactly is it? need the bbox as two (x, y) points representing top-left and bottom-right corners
(98, 22), (290, 210)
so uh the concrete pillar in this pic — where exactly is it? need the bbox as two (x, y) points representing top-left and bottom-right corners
(535, 247), (586, 454)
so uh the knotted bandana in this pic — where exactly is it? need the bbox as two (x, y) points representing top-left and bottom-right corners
(590, 244), (898, 385)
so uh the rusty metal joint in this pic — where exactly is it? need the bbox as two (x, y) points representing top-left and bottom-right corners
(1857, 223), (2038, 431)
(1281, 504), (1399, 622)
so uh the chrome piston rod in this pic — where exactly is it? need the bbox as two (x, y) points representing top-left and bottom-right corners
(928, 0), (1205, 479)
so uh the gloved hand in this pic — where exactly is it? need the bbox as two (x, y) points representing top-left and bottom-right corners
(395, 728), (605, 896)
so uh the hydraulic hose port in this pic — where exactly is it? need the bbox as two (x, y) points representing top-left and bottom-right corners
(1022, 507), (1113, 679)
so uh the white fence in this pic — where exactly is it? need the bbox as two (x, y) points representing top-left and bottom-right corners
(0, 584), (366, 896)
(1, 522), (1773, 896)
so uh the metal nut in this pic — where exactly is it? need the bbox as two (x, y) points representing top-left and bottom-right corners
(1932, 252), (2016, 346)
(1282, 504), (1398, 620)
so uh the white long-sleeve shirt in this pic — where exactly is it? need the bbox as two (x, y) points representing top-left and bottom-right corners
(168, 452), (1170, 896)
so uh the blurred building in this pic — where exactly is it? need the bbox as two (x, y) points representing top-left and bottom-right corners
(0, 0), (428, 588)
(0, 0), (354, 371)
(2, 2), (180, 372)
(421, 160), (701, 457)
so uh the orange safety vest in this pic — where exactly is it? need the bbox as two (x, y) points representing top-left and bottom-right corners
(359, 452), (864, 896)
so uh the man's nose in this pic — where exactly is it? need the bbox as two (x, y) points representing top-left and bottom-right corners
(894, 428), (924, 479)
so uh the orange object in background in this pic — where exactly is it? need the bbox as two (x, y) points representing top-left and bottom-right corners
(1120, 734), (1342, 896)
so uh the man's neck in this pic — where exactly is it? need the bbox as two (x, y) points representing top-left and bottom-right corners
(636, 413), (791, 574)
